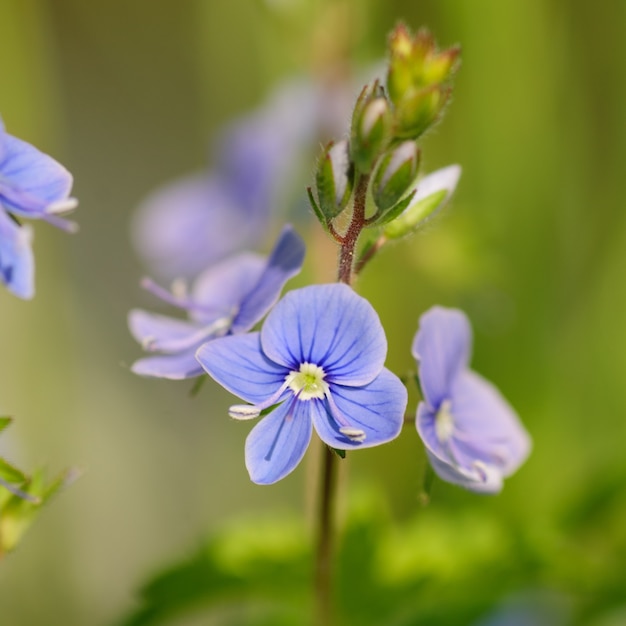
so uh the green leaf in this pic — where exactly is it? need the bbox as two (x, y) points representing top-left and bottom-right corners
(0, 416), (12, 433)
(0, 457), (27, 484)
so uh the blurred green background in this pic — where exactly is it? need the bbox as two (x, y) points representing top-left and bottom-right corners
(1, 0), (625, 624)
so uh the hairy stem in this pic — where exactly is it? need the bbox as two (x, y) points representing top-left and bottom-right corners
(337, 174), (370, 284)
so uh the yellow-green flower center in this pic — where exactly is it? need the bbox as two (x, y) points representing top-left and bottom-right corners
(286, 363), (328, 401)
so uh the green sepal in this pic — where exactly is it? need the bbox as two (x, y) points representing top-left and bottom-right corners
(306, 186), (330, 233)
(383, 189), (447, 239)
(189, 375), (207, 397)
(369, 189), (416, 228)
(0, 416), (12, 434)
(331, 447), (346, 459)
(314, 140), (354, 220)
(371, 141), (420, 212)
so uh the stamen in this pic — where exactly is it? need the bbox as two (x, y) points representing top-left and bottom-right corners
(324, 390), (367, 443)
(229, 405), (261, 420)
(46, 197), (79, 214)
(140, 277), (228, 316)
(150, 316), (232, 353)
(339, 427), (366, 442)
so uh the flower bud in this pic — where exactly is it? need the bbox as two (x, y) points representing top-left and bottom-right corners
(383, 164), (461, 239)
(386, 24), (460, 139)
(314, 140), (354, 220)
(350, 83), (392, 173)
(372, 140), (420, 212)
(394, 85), (450, 140)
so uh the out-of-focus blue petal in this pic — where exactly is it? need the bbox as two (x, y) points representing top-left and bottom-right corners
(245, 398), (313, 484)
(131, 174), (262, 280)
(131, 349), (204, 380)
(0, 209), (34, 299)
(0, 132), (73, 217)
(189, 253), (265, 324)
(216, 80), (316, 222)
(449, 370), (531, 477)
(311, 368), (406, 449)
(232, 225), (305, 333)
(425, 447), (503, 494)
(196, 333), (288, 405)
(128, 309), (220, 354)
(412, 306), (472, 408)
(261, 284), (387, 386)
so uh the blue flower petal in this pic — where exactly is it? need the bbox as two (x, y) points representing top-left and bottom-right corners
(245, 398), (313, 484)
(0, 209), (34, 299)
(128, 309), (208, 353)
(261, 283), (387, 385)
(412, 306), (472, 409)
(424, 448), (503, 494)
(190, 253), (266, 324)
(311, 368), (406, 449)
(232, 225), (305, 333)
(196, 333), (288, 405)
(0, 132), (73, 217)
(449, 370), (531, 477)
(131, 349), (204, 379)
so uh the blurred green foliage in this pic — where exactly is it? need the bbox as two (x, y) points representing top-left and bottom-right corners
(1, 0), (625, 624)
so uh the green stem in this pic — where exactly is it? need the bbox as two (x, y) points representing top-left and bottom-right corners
(314, 445), (338, 626)
(314, 173), (371, 623)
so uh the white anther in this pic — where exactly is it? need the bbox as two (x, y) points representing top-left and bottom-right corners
(339, 427), (366, 443)
(229, 405), (261, 420)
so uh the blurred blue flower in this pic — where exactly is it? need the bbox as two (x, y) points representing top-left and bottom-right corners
(197, 283), (407, 484)
(0, 119), (77, 298)
(131, 78), (353, 281)
(129, 225), (305, 380)
(0, 209), (34, 299)
(412, 306), (531, 494)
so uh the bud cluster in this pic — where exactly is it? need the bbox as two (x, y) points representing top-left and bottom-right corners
(308, 23), (460, 249)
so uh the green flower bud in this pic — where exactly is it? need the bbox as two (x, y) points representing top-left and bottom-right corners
(314, 140), (354, 220)
(394, 85), (450, 140)
(383, 164), (461, 238)
(386, 23), (460, 139)
(350, 83), (392, 173)
(372, 140), (420, 212)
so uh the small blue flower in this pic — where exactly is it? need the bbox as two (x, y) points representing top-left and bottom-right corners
(129, 225), (305, 380)
(413, 306), (531, 493)
(196, 283), (408, 484)
(0, 118), (78, 298)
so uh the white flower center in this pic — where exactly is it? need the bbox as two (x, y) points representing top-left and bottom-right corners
(435, 399), (455, 443)
(286, 362), (329, 401)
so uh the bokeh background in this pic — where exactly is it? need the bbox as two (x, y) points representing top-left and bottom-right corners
(1, 0), (625, 624)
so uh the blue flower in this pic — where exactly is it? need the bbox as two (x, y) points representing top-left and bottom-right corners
(0, 118), (77, 298)
(129, 225), (305, 380)
(412, 306), (531, 493)
(196, 283), (408, 484)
